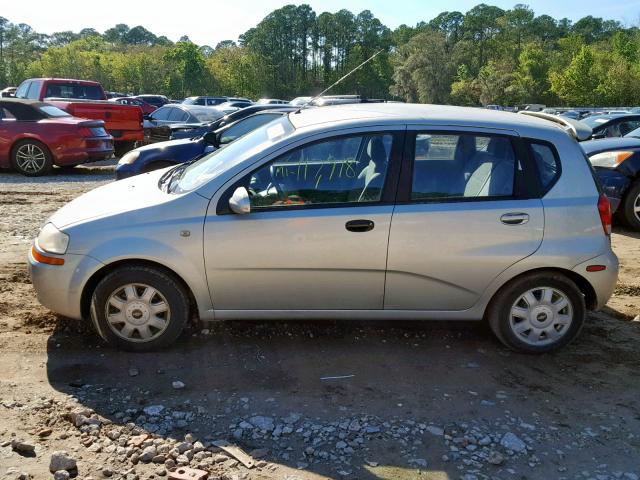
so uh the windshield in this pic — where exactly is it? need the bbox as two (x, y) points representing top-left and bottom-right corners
(581, 116), (616, 127)
(625, 127), (640, 138)
(171, 115), (295, 193)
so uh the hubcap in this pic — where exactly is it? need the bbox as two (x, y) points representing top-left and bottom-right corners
(105, 284), (170, 343)
(509, 287), (573, 347)
(633, 192), (640, 223)
(15, 144), (46, 174)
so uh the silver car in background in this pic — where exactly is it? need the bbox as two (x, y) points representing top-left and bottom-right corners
(29, 104), (618, 353)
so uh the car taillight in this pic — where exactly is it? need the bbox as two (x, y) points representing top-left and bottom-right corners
(78, 127), (93, 137)
(597, 193), (612, 236)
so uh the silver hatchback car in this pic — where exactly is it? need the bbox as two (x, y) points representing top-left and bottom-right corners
(29, 104), (618, 353)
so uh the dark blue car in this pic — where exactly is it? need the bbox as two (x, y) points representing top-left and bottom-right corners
(116, 108), (296, 180)
(581, 136), (640, 230)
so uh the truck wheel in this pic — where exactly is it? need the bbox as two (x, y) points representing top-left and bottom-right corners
(487, 271), (585, 354)
(114, 141), (136, 158)
(620, 180), (640, 231)
(90, 265), (189, 351)
(11, 140), (53, 176)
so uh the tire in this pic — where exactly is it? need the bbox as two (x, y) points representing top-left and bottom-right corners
(619, 180), (640, 231)
(90, 265), (189, 351)
(11, 139), (53, 176)
(114, 141), (136, 158)
(142, 161), (175, 173)
(487, 272), (586, 354)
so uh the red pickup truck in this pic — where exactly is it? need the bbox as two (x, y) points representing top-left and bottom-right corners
(15, 78), (143, 156)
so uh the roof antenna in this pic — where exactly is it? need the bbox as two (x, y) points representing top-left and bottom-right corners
(294, 49), (384, 114)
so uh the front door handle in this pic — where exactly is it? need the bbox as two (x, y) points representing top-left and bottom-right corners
(345, 219), (375, 232)
(500, 213), (529, 225)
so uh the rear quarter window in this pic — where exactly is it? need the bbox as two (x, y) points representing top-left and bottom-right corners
(530, 142), (560, 193)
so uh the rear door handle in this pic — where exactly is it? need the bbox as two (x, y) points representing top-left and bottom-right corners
(345, 219), (375, 232)
(500, 213), (529, 225)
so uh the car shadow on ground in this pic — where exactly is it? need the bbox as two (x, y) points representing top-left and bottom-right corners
(43, 310), (640, 479)
(612, 224), (640, 239)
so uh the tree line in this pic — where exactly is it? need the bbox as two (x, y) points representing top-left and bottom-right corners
(0, 4), (638, 106)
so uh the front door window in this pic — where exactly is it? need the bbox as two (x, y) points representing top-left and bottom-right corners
(246, 133), (393, 209)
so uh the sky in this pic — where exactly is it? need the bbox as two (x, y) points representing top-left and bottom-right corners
(2, 0), (640, 47)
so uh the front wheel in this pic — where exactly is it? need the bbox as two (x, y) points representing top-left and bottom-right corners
(11, 140), (53, 176)
(90, 266), (189, 351)
(619, 180), (640, 231)
(487, 272), (585, 353)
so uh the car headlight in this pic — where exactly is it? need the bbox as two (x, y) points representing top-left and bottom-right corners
(118, 150), (140, 165)
(37, 223), (69, 254)
(590, 151), (633, 168)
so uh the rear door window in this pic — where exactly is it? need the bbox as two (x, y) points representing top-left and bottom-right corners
(411, 133), (516, 200)
(151, 107), (171, 121)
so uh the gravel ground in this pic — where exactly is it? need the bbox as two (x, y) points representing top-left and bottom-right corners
(0, 164), (639, 480)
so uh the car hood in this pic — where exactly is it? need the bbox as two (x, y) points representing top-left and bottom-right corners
(49, 169), (175, 229)
(581, 137), (640, 155)
(136, 137), (203, 152)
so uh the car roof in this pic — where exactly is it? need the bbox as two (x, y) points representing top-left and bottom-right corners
(23, 78), (100, 85)
(288, 103), (566, 136)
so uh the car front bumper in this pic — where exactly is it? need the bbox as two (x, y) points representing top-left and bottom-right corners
(114, 162), (139, 180)
(28, 245), (104, 320)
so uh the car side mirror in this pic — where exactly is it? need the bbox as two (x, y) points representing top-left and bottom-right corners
(203, 131), (220, 148)
(229, 187), (250, 215)
(143, 114), (152, 121)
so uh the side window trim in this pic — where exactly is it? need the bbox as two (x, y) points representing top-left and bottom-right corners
(216, 130), (406, 215)
(397, 130), (527, 204)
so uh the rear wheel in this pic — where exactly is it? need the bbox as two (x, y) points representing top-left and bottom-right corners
(11, 140), (53, 176)
(90, 266), (189, 351)
(487, 272), (585, 353)
(619, 180), (640, 231)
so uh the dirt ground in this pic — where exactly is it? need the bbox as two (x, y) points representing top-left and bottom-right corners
(0, 164), (639, 480)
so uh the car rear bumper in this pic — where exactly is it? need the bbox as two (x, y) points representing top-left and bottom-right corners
(55, 137), (114, 166)
(29, 244), (104, 320)
(572, 250), (619, 310)
(109, 130), (144, 142)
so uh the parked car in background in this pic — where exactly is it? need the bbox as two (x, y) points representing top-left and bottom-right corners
(109, 96), (156, 115)
(31, 104), (617, 352)
(1, 87), (16, 98)
(105, 91), (127, 99)
(581, 113), (640, 139)
(134, 95), (169, 108)
(257, 98), (289, 105)
(143, 104), (224, 143)
(559, 110), (581, 120)
(15, 78), (143, 156)
(116, 108), (295, 179)
(170, 104), (300, 141)
(0, 99), (113, 176)
(182, 96), (228, 106)
(216, 98), (253, 113)
(289, 96), (312, 106)
(582, 136), (640, 230)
